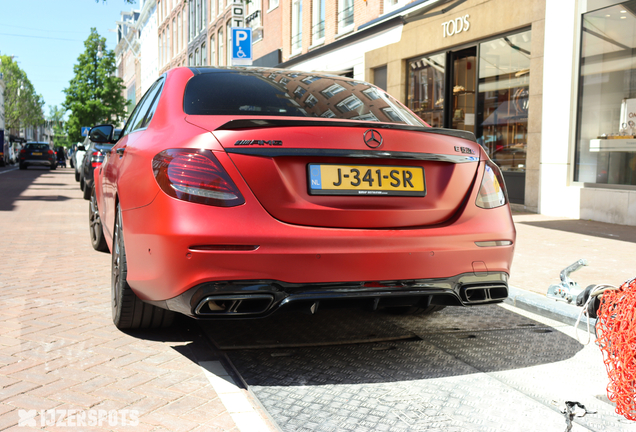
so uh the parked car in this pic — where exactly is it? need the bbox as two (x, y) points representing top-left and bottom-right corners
(74, 140), (88, 182)
(91, 67), (515, 330)
(68, 146), (75, 168)
(80, 129), (121, 200)
(19, 142), (56, 170)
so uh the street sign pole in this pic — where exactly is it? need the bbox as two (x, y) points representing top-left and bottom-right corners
(231, 27), (253, 66)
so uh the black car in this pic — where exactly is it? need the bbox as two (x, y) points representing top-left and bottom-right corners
(19, 142), (56, 170)
(80, 129), (121, 200)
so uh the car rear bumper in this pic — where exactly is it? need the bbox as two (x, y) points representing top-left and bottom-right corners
(146, 272), (510, 318)
(21, 159), (55, 166)
(121, 188), (516, 304)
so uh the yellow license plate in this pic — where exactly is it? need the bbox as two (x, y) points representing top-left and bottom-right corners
(32, 152), (42, 156)
(308, 164), (426, 196)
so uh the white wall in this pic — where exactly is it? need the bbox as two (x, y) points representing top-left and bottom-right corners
(539, 0), (581, 218)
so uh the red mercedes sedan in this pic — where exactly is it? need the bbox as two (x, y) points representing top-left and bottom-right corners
(89, 67), (515, 329)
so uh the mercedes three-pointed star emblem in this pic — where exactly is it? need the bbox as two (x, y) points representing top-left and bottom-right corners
(363, 129), (383, 148)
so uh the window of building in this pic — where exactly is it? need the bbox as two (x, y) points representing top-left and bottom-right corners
(291, 0), (302, 54)
(218, 0), (223, 16)
(302, 76), (321, 85)
(383, 0), (408, 14)
(210, 0), (215, 20)
(381, 108), (402, 123)
(201, 42), (207, 66)
(269, 0), (279, 10)
(293, 86), (307, 98)
(226, 21), (232, 66)
(158, 33), (163, 67)
(575, 2), (636, 185)
(312, 0), (326, 43)
(183, 11), (187, 49)
(362, 87), (381, 100)
(353, 113), (379, 121)
(189, 53), (194, 66)
(246, 0), (263, 42)
(218, 29), (224, 66)
(338, 0), (354, 34)
(336, 95), (363, 113)
(195, 48), (200, 66)
(305, 93), (318, 108)
(321, 109), (336, 118)
(373, 65), (387, 91)
(163, 31), (167, 65)
(167, 25), (171, 61)
(177, 14), (181, 52)
(172, 19), (177, 56)
(210, 36), (215, 66)
(190, 2), (195, 40)
(321, 83), (345, 98)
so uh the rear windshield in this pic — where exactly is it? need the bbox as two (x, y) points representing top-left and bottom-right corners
(184, 68), (425, 126)
(25, 144), (49, 150)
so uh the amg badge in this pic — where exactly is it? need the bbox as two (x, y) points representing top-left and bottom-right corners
(454, 146), (475, 155)
(234, 140), (283, 146)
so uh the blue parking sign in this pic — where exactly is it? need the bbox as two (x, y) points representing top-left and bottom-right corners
(81, 127), (91, 137)
(231, 28), (252, 66)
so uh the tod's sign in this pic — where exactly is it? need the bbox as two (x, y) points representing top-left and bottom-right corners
(442, 14), (470, 37)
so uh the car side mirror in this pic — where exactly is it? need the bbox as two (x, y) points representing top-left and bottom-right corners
(89, 124), (115, 143)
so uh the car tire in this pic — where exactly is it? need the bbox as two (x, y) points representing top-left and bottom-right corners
(83, 182), (91, 200)
(50, 164), (56, 171)
(89, 186), (109, 253)
(19, 163), (26, 170)
(75, 170), (79, 181)
(79, 177), (84, 191)
(384, 305), (446, 315)
(111, 205), (175, 330)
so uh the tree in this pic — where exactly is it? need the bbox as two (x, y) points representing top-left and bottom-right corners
(0, 55), (45, 136)
(48, 105), (70, 148)
(63, 28), (127, 143)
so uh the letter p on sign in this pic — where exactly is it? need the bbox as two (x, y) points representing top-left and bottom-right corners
(232, 27), (252, 65)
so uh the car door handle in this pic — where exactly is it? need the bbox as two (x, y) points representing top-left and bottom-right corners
(116, 147), (126, 156)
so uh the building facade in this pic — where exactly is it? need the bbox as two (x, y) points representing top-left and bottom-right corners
(138, 0), (159, 95)
(364, 0), (636, 226)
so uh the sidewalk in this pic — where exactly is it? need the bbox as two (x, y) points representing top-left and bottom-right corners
(0, 168), (275, 432)
(507, 212), (636, 326)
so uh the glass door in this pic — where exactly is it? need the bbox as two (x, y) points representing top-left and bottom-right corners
(450, 48), (477, 133)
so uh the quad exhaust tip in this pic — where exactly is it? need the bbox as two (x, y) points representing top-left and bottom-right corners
(461, 284), (508, 304)
(195, 294), (274, 316)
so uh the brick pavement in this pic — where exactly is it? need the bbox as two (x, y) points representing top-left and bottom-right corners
(0, 166), (274, 432)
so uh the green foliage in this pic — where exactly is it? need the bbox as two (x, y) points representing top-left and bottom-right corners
(48, 105), (70, 148)
(63, 28), (127, 143)
(0, 55), (45, 133)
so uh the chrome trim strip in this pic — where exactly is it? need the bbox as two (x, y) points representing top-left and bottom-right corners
(225, 147), (479, 163)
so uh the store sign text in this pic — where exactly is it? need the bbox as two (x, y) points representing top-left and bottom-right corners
(442, 14), (470, 38)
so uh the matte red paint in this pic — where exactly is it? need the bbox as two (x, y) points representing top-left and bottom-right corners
(95, 67), (516, 303)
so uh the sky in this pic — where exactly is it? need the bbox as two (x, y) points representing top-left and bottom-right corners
(0, 0), (138, 118)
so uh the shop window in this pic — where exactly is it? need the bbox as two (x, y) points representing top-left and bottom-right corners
(575, 1), (636, 186)
(476, 30), (531, 174)
(407, 53), (445, 128)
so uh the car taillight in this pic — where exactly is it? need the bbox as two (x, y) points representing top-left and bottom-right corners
(475, 160), (508, 209)
(20, 149), (26, 155)
(48, 149), (54, 155)
(91, 151), (102, 167)
(152, 149), (245, 207)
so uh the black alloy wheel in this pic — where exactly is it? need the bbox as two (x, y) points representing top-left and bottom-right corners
(74, 170), (79, 181)
(89, 186), (108, 252)
(111, 205), (174, 330)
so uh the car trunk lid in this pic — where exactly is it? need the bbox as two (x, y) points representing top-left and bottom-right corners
(186, 117), (482, 229)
